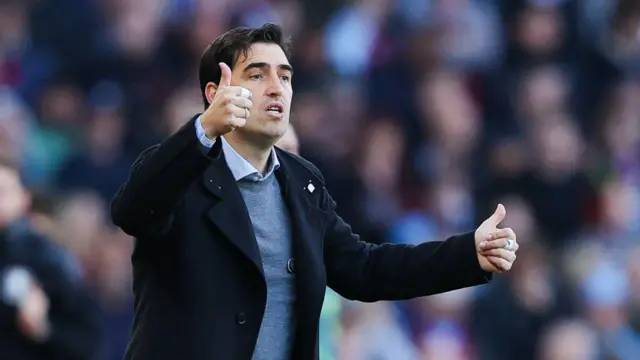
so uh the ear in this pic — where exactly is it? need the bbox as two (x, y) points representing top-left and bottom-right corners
(205, 82), (218, 105)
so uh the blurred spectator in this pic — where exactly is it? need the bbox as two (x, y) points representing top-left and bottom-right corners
(580, 258), (640, 360)
(337, 302), (419, 360)
(55, 84), (133, 203)
(0, 154), (102, 360)
(470, 240), (577, 360)
(275, 123), (300, 154)
(538, 318), (599, 360)
(626, 246), (640, 335)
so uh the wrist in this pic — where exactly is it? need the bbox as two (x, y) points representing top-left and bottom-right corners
(204, 130), (220, 140)
(202, 122), (220, 140)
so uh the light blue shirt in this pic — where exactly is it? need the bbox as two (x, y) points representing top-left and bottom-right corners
(195, 116), (280, 181)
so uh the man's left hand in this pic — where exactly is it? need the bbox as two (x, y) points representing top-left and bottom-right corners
(474, 204), (519, 273)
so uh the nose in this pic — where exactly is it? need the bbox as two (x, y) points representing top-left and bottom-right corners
(266, 74), (284, 97)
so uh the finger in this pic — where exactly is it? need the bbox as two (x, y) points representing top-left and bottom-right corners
(481, 248), (516, 263)
(487, 256), (512, 272)
(220, 86), (252, 100)
(489, 227), (516, 241)
(227, 117), (247, 129)
(227, 104), (249, 118)
(229, 96), (253, 110)
(484, 203), (506, 228)
(235, 87), (252, 99)
(479, 237), (508, 251)
(219, 62), (232, 87)
(219, 117), (247, 134)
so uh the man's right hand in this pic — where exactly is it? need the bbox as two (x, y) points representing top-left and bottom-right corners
(201, 62), (253, 138)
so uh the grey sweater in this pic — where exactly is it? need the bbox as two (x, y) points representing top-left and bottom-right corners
(237, 173), (296, 360)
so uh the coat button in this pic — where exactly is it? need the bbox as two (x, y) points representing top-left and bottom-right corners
(236, 312), (247, 325)
(287, 258), (296, 274)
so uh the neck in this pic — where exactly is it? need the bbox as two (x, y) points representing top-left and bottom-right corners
(224, 132), (272, 174)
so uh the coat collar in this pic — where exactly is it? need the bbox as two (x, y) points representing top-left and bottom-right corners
(201, 143), (328, 352)
(201, 143), (326, 281)
(219, 135), (280, 182)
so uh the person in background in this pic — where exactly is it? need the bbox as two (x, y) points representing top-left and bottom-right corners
(0, 154), (102, 360)
(276, 124), (343, 360)
(275, 123), (300, 154)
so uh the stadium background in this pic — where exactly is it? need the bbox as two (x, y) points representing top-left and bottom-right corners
(1, 0), (640, 359)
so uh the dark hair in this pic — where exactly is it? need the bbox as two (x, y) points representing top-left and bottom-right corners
(198, 23), (292, 108)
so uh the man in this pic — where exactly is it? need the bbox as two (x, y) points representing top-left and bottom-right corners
(111, 23), (519, 360)
(0, 155), (102, 360)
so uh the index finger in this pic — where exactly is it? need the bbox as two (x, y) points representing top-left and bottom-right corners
(489, 227), (516, 241)
(222, 86), (252, 100)
(235, 87), (252, 99)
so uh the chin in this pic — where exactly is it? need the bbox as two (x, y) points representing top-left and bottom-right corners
(263, 129), (287, 143)
(243, 124), (288, 146)
(260, 120), (289, 137)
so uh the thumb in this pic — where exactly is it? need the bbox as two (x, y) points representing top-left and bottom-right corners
(218, 62), (232, 87)
(485, 203), (506, 227)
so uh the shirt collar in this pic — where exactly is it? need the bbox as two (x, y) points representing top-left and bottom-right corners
(220, 136), (280, 182)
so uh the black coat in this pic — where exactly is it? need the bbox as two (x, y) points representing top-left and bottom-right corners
(110, 115), (492, 360)
(0, 221), (102, 360)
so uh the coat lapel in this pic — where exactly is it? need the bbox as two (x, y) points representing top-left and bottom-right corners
(275, 167), (326, 282)
(275, 152), (328, 352)
(202, 141), (264, 279)
(201, 145), (327, 336)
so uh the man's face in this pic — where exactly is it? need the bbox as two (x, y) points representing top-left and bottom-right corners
(0, 166), (29, 228)
(228, 42), (293, 145)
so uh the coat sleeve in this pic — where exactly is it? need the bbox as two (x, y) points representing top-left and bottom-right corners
(321, 188), (492, 302)
(110, 115), (219, 237)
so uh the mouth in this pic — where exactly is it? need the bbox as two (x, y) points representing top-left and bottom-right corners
(265, 102), (284, 117)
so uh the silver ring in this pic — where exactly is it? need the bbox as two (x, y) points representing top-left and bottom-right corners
(239, 87), (252, 99)
(504, 239), (515, 251)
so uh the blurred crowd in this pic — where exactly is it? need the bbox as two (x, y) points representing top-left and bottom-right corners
(1, 0), (640, 359)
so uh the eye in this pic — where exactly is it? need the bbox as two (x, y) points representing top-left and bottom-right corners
(250, 73), (263, 80)
(280, 75), (291, 82)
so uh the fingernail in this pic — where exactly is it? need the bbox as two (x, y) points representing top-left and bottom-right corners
(480, 242), (487, 248)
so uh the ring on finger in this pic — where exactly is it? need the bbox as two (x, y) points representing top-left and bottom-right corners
(503, 239), (515, 251)
(238, 88), (252, 99)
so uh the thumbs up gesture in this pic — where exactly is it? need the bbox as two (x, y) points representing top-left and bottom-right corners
(201, 62), (254, 138)
(474, 204), (519, 273)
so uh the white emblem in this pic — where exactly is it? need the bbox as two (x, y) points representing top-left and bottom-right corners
(307, 183), (315, 193)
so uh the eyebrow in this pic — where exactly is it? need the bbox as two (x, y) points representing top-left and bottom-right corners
(243, 62), (294, 75)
